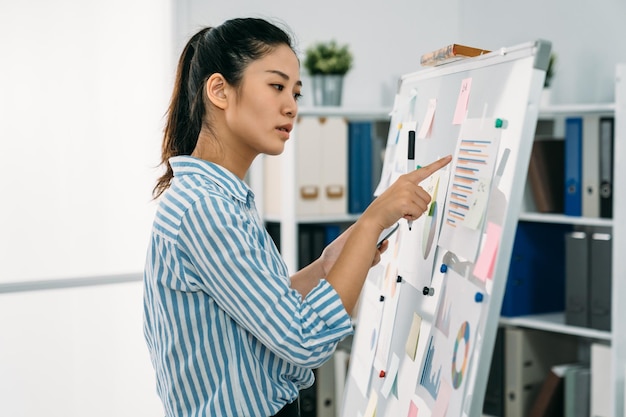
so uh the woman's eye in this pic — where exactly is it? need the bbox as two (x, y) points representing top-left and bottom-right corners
(294, 93), (303, 101)
(272, 84), (284, 91)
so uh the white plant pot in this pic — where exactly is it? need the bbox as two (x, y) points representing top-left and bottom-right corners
(311, 74), (344, 106)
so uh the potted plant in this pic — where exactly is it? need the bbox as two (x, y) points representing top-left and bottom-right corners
(304, 40), (353, 106)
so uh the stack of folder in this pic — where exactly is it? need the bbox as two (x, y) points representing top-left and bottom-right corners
(563, 116), (614, 218)
(347, 120), (387, 214)
(565, 229), (612, 331)
(264, 116), (349, 218)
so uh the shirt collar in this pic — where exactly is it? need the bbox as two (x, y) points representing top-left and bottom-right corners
(169, 155), (254, 204)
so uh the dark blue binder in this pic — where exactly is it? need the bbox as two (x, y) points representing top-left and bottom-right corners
(501, 222), (572, 317)
(323, 224), (341, 246)
(564, 117), (583, 216)
(348, 122), (374, 214)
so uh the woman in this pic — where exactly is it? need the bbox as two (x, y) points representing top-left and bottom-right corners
(143, 17), (450, 417)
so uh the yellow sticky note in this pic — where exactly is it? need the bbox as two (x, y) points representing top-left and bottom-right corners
(405, 313), (422, 361)
(364, 389), (378, 417)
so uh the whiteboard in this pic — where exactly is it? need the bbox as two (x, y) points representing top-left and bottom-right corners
(342, 40), (551, 417)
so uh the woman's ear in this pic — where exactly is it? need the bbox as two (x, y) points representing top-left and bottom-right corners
(205, 73), (229, 109)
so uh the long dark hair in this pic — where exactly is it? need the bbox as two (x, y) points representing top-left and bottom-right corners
(153, 18), (295, 198)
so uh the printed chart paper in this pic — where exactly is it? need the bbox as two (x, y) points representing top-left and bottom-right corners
(439, 118), (502, 262)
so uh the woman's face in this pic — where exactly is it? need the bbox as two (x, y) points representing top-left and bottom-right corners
(223, 44), (302, 158)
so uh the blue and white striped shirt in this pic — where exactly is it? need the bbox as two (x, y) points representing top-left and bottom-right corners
(143, 156), (353, 417)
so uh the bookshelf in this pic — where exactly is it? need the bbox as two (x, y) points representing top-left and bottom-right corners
(498, 65), (625, 417)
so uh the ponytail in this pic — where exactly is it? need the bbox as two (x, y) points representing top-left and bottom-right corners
(153, 28), (212, 199)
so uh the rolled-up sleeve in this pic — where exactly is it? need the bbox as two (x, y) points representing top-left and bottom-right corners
(178, 195), (353, 368)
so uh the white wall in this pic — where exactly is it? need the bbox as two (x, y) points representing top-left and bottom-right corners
(0, 0), (174, 283)
(178, 0), (626, 107)
(459, 0), (626, 105)
(0, 1), (174, 415)
(0, 282), (163, 417)
(175, 0), (462, 109)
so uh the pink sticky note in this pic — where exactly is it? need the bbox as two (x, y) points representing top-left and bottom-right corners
(473, 222), (502, 281)
(453, 78), (472, 124)
(407, 400), (419, 417)
(431, 379), (452, 417)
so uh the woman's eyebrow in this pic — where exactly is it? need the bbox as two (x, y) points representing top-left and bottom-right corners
(266, 70), (303, 87)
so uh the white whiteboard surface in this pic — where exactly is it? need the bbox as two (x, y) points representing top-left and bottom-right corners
(342, 40), (551, 417)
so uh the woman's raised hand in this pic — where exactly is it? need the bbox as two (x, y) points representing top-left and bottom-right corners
(362, 155), (452, 232)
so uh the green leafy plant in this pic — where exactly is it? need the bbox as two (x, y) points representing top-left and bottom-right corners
(304, 40), (353, 75)
(544, 53), (557, 88)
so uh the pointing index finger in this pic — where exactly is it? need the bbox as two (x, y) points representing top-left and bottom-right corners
(409, 155), (452, 182)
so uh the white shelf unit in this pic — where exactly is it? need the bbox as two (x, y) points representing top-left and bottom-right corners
(518, 211), (613, 227)
(498, 66), (625, 417)
(499, 313), (611, 341)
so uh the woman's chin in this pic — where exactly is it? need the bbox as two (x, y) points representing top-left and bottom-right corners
(265, 144), (286, 156)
